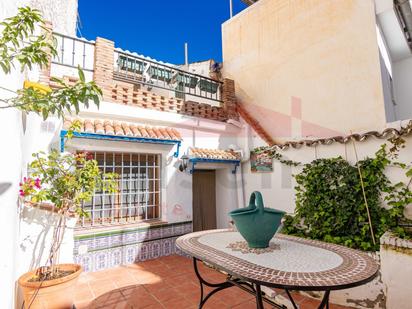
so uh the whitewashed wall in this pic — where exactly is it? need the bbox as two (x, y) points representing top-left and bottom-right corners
(240, 120), (412, 216)
(380, 234), (412, 309)
(73, 100), (243, 229)
(237, 119), (412, 308)
(393, 56), (412, 120)
(0, 1), (78, 307)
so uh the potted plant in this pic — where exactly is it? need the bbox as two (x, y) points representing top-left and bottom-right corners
(17, 149), (117, 309)
(0, 6), (113, 309)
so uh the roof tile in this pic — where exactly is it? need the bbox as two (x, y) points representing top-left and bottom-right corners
(64, 117), (182, 141)
(188, 147), (240, 160)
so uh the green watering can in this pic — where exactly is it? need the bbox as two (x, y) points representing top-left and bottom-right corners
(229, 191), (285, 248)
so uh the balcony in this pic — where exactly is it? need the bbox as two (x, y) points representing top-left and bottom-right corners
(48, 33), (238, 122)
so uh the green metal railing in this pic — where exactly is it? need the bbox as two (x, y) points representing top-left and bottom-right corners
(114, 50), (222, 103)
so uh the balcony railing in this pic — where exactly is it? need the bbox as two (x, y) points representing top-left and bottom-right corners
(114, 50), (222, 104)
(52, 32), (95, 72)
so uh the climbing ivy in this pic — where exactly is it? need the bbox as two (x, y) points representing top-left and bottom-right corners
(282, 143), (412, 251)
(253, 146), (301, 167)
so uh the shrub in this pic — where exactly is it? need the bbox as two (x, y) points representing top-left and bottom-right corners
(282, 145), (411, 251)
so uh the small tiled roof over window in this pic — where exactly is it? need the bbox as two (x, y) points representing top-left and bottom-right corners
(188, 147), (240, 160)
(63, 118), (182, 141)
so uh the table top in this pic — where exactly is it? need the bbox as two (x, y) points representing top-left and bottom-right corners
(176, 229), (379, 291)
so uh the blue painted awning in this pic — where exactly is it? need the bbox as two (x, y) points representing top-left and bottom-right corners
(188, 157), (240, 174)
(60, 130), (181, 157)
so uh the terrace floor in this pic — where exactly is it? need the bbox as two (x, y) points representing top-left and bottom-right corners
(74, 255), (352, 309)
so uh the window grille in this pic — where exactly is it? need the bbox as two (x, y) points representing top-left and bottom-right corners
(79, 152), (161, 227)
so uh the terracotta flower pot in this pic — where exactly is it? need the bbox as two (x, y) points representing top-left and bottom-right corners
(18, 264), (82, 309)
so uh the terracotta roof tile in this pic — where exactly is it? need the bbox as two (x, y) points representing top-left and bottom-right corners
(188, 147), (240, 160)
(237, 103), (275, 146)
(63, 118), (182, 141)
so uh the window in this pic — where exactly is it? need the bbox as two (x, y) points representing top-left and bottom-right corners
(79, 152), (161, 227)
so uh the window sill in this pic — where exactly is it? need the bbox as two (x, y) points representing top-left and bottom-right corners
(73, 219), (168, 237)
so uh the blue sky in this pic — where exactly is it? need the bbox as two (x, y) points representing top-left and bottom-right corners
(77, 0), (247, 64)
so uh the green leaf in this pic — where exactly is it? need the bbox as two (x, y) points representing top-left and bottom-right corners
(78, 66), (85, 82)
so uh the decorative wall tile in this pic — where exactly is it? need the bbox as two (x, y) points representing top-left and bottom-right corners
(124, 231), (138, 243)
(162, 227), (173, 238)
(150, 241), (161, 259)
(126, 247), (136, 264)
(173, 225), (184, 235)
(149, 228), (161, 240)
(139, 243), (149, 261)
(111, 250), (122, 267)
(162, 239), (173, 256)
(74, 221), (192, 272)
(95, 252), (108, 271)
(136, 230), (149, 242)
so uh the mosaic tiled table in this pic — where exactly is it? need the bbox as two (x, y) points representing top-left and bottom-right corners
(176, 229), (379, 309)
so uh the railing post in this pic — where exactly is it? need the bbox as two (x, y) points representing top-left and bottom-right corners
(39, 21), (53, 85)
(94, 37), (114, 101)
(221, 78), (239, 121)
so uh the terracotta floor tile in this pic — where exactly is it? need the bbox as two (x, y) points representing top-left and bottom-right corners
(143, 281), (170, 293)
(112, 275), (138, 288)
(75, 300), (93, 309)
(75, 255), (353, 309)
(150, 288), (182, 303)
(182, 291), (201, 305)
(201, 297), (229, 309)
(287, 291), (306, 304)
(89, 290), (125, 309)
(75, 291), (95, 305)
(119, 285), (146, 298)
(161, 296), (193, 309)
(129, 270), (163, 285)
(143, 304), (166, 309)
(89, 282), (118, 299)
(299, 298), (322, 309)
(231, 300), (259, 309)
(124, 292), (160, 308)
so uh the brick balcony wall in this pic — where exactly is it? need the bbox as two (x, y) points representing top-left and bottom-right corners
(94, 37), (115, 101)
(43, 31), (238, 123)
(222, 78), (239, 121)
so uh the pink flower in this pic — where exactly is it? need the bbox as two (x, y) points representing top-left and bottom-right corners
(19, 190), (25, 197)
(34, 178), (41, 189)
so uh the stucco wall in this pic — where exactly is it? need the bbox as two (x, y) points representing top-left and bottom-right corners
(393, 56), (412, 120)
(222, 0), (386, 140)
(380, 234), (412, 309)
(69, 100), (243, 229)
(0, 1), (79, 307)
(237, 119), (412, 308)
(30, 0), (78, 36)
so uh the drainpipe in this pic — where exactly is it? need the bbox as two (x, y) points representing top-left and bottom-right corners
(235, 124), (251, 209)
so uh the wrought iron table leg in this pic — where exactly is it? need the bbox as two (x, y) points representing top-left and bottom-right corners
(192, 258), (293, 309)
(317, 290), (330, 309)
(193, 258), (234, 309)
(285, 289), (299, 309)
(255, 284), (264, 309)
